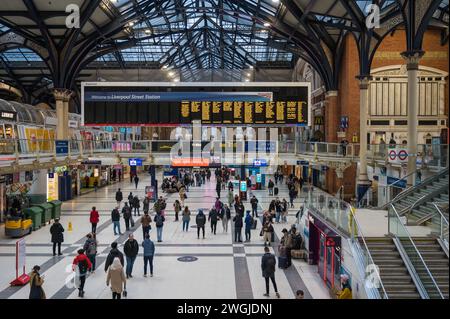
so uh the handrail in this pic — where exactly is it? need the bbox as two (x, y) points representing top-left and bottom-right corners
(350, 210), (389, 299)
(389, 204), (445, 299)
(406, 194), (428, 216)
(382, 167), (449, 209)
(432, 202), (449, 249)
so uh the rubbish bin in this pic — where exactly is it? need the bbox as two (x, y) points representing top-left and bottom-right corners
(23, 206), (43, 231)
(49, 200), (62, 220)
(36, 203), (53, 225)
(26, 194), (47, 205)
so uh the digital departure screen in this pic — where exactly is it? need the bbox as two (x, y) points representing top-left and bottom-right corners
(82, 82), (311, 126)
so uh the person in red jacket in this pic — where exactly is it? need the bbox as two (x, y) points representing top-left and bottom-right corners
(89, 206), (99, 234)
(72, 249), (92, 298)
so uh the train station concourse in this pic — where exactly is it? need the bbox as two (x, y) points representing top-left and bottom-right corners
(0, 0), (448, 309)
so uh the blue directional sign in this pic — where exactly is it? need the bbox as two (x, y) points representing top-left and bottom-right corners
(129, 158), (143, 166)
(253, 159), (268, 167)
(55, 140), (69, 155)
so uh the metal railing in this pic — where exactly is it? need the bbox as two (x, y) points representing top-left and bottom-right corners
(432, 202), (449, 250)
(388, 204), (445, 299)
(304, 186), (388, 299)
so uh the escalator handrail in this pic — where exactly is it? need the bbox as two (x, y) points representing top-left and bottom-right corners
(389, 204), (445, 299)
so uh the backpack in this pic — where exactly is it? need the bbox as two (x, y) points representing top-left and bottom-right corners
(86, 240), (97, 255)
(78, 258), (89, 274)
(266, 255), (276, 268)
(155, 214), (164, 227)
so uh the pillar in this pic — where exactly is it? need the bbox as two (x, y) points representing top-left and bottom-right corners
(53, 89), (71, 140)
(325, 91), (339, 143)
(357, 76), (371, 201)
(401, 51), (424, 187)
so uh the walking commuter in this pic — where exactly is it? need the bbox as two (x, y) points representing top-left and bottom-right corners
(93, 179), (98, 192)
(173, 200), (181, 222)
(250, 195), (259, 217)
(116, 188), (123, 207)
(216, 178), (221, 198)
(280, 228), (293, 267)
(106, 257), (126, 300)
(134, 175), (140, 189)
(221, 204), (231, 233)
(124, 234), (139, 278)
(72, 249), (92, 298)
(143, 196), (150, 214)
(104, 242), (124, 272)
(228, 190), (234, 208)
(196, 209), (206, 239)
(182, 206), (191, 231)
(50, 218), (64, 256)
(141, 212), (152, 239)
(133, 195), (140, 216)
(89, 206), (99, 234)
(208, 206), (219, 235)
(128, 192), (133, 207)
(206, 169), (211, 182)
(261, 246), (280, 298)
(154, 212), (165, 242)
(262, 221), (274, 246)
(29, 265), (46, 299)
(233, 212), (243, 242)
(268, 179), (274, 196)
(289, 187), (296, 208)
(275, 198), (282, 223)
(122, 203), (132, 231)
(281, 199), (288, 223)
(83, 233), (98, 273)
(244, 211), (253, 242)
(179, 187), (186, 207)
(142, 234), (155, 277)
(111, 206), (122, 235)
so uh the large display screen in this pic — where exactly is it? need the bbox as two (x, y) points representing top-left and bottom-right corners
(81, 82), (311, 126)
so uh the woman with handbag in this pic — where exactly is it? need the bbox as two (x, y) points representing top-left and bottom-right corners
(106, 257), (127, 299)
(29, 265), (46, 299)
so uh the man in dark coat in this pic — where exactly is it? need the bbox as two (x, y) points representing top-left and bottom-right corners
(196, 209), (206, 239)
(123, 234), (139, 278)
(122, 203), (132, 231)
(104, 242), (124, 272)
(261, 246), (280, 298)
(115, 189), (123, 207)
(208, 207), (219, 235)
(233, 212), (243, 242)
(134, 175), (140, 189)
(50, 218), (64, 256)
(111, 206), (121, 235)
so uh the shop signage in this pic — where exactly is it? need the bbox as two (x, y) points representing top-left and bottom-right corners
(0, 111), (17, 121)
(10, 238), (30, 286)
(340, 116), (349, 129)
(256, 174), (262, 183)
(145, 186), (156, 200)
(47, 173), (58, 201)
(55, 140), (69, 155)
(128, 158), (143, 166)
(68, 120), (78, 128)
(240, 181), (247, 192)
(253, 159), (268, 167)
(81, 160), (102, 165)
(387, 176), (407, 189)
(314, 116), (324, 125)
(297, 160), (309, 166)
(171, 158), (210, 167)
(388, 148), (409, 164)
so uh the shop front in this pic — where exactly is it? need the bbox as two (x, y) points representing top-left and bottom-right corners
(307, 211), (342, 290)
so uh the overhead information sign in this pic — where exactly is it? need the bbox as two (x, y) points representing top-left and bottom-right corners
(82, 82), (311, 127)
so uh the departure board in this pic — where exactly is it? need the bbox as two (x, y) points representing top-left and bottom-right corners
(82, 83), (311, 126)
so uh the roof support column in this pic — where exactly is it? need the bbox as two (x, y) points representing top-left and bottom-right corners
(357, 76), (371, 202)
(325, 91), (339, 143)
(53, 89), (72, 140)
(402, 51), (424, 187)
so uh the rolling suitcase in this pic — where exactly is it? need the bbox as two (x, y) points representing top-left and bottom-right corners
(251, 219), (257, 229)
(278, 256), (288, 269)
(274, 187), (279, 195)
(271, 231), (275, 242)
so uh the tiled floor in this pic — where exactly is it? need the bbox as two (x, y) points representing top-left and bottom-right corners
(0, 172), (330, 299)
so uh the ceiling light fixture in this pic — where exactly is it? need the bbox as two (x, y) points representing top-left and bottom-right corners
(264, 22), (271, 27)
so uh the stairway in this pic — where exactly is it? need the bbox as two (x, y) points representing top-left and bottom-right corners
(410, 238), (449, 299)
(392, 170), (449, 227)
(365, 238), (421, 299)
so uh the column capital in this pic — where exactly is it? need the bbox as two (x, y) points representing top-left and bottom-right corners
(401, 50), (424, 70)
(325, 91), (338, 98)
(356, 75), (372, 89)
(53, 89), (73, 101)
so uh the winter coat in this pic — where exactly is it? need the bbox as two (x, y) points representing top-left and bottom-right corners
(251, 197), (258, 208)
(29, 272), (46, 299)
(154, 213), (165, 228)
(261, 252), (276, 278)
(141, 215), (152, 227)
(233, 214), (243, 228)
(142, 239), (155, 256)
(122, 206), (131, 220)
(111, 208), (121, 222)
(104, 248), (124, 272)
(208, 209), (219, 223)
(107, 267), (126, 294)
(133, 196), (140, 208)
(182, 210), (191, 222)
(72, 254), (92, 273)
(115, 191), (123, 202)
(123, 239), (139, 258)
(196, 213), (206, 227)
(50, 223), (64, 243)
(244, 214), (253, 229)
(90, 210), (99, 224)
(83, 238), (98, 255)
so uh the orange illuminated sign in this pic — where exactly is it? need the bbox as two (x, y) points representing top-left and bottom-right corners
(171, 158), (210, 167)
